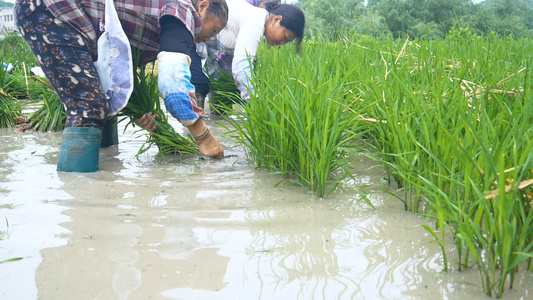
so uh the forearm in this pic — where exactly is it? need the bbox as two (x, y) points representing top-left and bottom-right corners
(232, 54), (255, 100)
(158, 16), (202, 126)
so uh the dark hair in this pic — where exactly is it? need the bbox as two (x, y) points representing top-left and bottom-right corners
(266, 4), (305, 51)
(200, 0), (229, 25)
(259, 0), (280, 7)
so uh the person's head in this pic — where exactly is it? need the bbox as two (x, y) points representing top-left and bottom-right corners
(258, 0), (279, 9)
(194, 0), (229, 43)
(263, 4), (305, 51)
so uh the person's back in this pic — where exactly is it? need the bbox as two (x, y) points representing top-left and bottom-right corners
(216, 0), (268, 56)
(193, 0), (304, 101)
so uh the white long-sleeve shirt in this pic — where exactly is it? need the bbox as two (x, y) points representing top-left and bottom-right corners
(217, 0), (268, 99)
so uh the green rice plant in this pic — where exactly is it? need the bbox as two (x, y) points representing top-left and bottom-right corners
(0, 33), (44, 102)
(223, 41), (367, 198)
(351, 33), (533, 296)
(0, 72), (22, 129)
(0, 33), (37, 69)
(0, 34), (55, 128)
(119, 57), (197, 157)
(208, 68), (241, 115)
(220, 32), (533, 296)
(0, 93), (21, 128)
(0, 47), (22, 127)
(28, 89), (65, 132)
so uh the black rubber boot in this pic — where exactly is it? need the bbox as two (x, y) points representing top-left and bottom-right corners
(100, 116), (119, 148)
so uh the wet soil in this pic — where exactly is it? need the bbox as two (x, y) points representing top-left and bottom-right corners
(0, 116), (531, 300)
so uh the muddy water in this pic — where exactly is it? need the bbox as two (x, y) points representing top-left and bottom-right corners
(0, 115), (531, 300)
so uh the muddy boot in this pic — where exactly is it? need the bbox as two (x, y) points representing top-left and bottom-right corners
(195, 128), (224, 158)
(57, 127), (101, 172)
(100, 116), (119, 148)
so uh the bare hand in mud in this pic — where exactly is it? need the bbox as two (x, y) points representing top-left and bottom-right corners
(135, 112), (158, 132)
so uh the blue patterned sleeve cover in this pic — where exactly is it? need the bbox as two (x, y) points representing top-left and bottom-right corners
(157, 51), (202, 127)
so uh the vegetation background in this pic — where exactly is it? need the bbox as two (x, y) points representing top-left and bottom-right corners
(298, 0), (533, 40)
(1, 0), (531, 40)
(0, 0), (12, 8)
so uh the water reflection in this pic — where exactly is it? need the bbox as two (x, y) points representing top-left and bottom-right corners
(108, 223), (142, 299)
(2, 124), (529, 300)
(0, 129), (70, 299)
(157, 165), (450, 300)
(242, 199), (352, 298)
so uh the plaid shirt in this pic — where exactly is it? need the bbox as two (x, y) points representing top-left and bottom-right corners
(43, 0), (201, 62)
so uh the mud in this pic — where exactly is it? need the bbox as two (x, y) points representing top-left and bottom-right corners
(0, 116), (531, 299)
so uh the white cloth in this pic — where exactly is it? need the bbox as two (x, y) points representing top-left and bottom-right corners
(93, 0), (134, 116)
(217, 0), (268, 99)
(157, 52), (202, 127)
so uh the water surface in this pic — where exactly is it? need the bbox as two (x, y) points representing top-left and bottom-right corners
(0, 116), (531, 299)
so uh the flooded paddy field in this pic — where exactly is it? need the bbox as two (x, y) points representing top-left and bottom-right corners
(0, 116), (531, 300)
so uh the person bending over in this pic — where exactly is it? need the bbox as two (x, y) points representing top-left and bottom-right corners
(15, 0), (229, 172)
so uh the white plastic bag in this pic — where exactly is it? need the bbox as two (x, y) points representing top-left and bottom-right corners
(93, 0), (134, 116)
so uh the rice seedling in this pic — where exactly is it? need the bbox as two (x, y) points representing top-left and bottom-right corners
(223, 41), (367, 199)
(0, 38), (22, 127)
(216, 32), (533, 296)
(0, 33), (61, 129)
(350, 33), (533, 296)
(0, 71), (23, 129)
(118, 55), (197, 157)
(208, 68), (241, 115)
(0, 33), (37, 69)
(0, 33), (44, 101)
(0, 93), (21, 128)
(28, 89), (65, 132)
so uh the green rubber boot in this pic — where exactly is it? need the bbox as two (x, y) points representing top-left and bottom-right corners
(100, 116), (119, 148)
(57, 127), (102, 172)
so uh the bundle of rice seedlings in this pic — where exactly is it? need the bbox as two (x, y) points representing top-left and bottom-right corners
(28, 89), (65, 132)
(0, 92), (21, 128)
(0, 35), (57, 130)
(208, 68), (241, 115)
(119, 58), (197, 157)
(0, 58), (22, 127)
